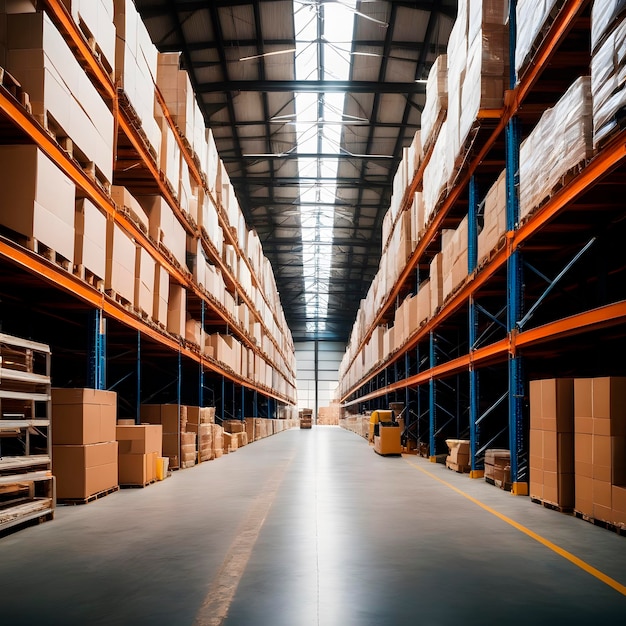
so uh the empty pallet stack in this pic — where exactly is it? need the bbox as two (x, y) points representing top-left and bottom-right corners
(51, 389), (119, 502)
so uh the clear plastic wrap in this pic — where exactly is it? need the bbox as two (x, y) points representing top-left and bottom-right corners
(592, 0), (626, 51)
(421, 54), (448, 150)
(423, 120), (450, 222)
(592, 17), (626, 146)
(520, 77), (593, 219)
(515, 0), (562, 78)
(477, 169), (507, 265)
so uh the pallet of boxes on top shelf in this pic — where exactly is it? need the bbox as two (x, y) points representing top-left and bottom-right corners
(515, 0), (565, 82)
(519, 76), (593, 224)
(3, 9), (114, 191)
(113, 0), (161, 160)
(591, 2), (626, 149)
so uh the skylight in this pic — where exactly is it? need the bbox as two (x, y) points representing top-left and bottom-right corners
(293, 0), (357, 335)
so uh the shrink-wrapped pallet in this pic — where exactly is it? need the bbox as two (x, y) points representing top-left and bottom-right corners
(591, 17), (626, 147)
(516, 0), (562, 77)
(520, 77), (593, 220)
(591, 0), (626, 51)
(442, 216), (469, 301)
(420, 55), (448, 151)
(423, 121), (450, 222)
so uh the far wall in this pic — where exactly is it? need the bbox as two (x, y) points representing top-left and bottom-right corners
(295, 341), (344, 418)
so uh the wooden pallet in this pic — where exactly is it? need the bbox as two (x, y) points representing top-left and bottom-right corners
(28, 239), (72, 272)
(58, 485), (119, 505)
(73, 264), (104, 291)
(574, 510), (626, 536)
(446, 461), (470, 473)
(120, 479), (156, 489)
(105, 288), (133, 311)
(531, 497), (573, 514)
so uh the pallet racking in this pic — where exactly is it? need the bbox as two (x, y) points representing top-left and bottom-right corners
(0, 1), (296, 425)
(339, 0), (626, 495)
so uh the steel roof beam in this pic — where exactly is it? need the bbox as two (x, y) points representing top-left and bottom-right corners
(197, 80), (426, 94)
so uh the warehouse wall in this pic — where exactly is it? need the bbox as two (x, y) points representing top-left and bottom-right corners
(295, 342), (343, 417)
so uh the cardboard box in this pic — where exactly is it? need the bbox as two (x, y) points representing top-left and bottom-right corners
(116, 424), (162, 455)
(0, 145), (75, 262)
(53, 441), (118, 500)
(52, 388), (117, 445)
(118, 451), (157, 485)
(167, 282), (186, 336)
(106, 220), (135, 303)
(75, 198), (106, 280)
(140, 404), (187, 434)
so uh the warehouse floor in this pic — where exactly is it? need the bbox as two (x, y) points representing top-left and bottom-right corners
(1, 426), (625, 625)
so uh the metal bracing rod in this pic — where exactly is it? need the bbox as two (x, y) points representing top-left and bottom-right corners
(517, 236), (597, 329)
(477, 426), (509, 458)
(434, 401), (456, 421)
(475, 302), (508, 331)
(434, 414), (456, 438)
(177, 351), (182, 457)
(476, 391), (508, 426)
(199, 301), (205, 407)
(221, 375), (225, 421)
(107, 371), (134, 391)
(469, 296), (479, 472)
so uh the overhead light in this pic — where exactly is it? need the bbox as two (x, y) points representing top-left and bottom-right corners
(239, 48), (296, 61)
(415, 79), (427, 83)
(340, 148), (394, 159)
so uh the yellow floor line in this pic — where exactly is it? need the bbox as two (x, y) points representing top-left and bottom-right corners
(403, 457), (626, 596)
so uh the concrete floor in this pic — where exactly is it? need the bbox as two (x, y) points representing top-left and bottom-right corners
(1, 426), (625, 625)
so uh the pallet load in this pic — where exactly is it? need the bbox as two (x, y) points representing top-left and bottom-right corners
(519, 76), (593, 221)
(529, 378), (575, 510)
(140, 404), (193, 470)
(116, 424), (163, 487)
(300, 409), (313, 429)
(574, 377), (626, 528)
(591, 2), (626, 148)
(484, 449), (511, 490)
(446, 439), (471, 473)
(186, 407), (215, 462)
(212, 423), (224, 459)
(317, 402), (342, 425)
(52, 388), (118, 502)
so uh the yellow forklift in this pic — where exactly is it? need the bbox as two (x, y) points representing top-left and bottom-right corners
(369, 404), (403, 456)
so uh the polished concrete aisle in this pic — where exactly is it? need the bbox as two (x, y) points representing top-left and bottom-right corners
(1, 426), (626, 625)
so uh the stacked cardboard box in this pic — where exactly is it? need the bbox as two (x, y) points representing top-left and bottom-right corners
(447, 0), (508, 180)
(317, 402), (342, 425)
(140, 404), (189, 470)
(52, 388), (118, 500)
(477, 169), (506, 266)
(574, 377), (626, 525)
(105, 220), (136, 305)
(6, 11), (114, 184)
(0, 145), (75, 263)
(441, 216), (469, 301)
(529, 378), (575, 509)
(212, 423), (224, 459)
(591, 8), (626, 147)
(484, 449), (511, 490)
(244, 418), (256, 443)
(421, 55), (448, 151)
(300, 409), (313, 429)
(186, 407), (214, 462)
(75, 198), (107, 283)
(224, 420), (245, 435)
(520, 77), (593, 220)
(446, 439), (470, 472)
(113, 0), (161, 155)
(116, 424), (162, 486)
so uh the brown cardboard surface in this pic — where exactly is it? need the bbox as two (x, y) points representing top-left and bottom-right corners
(592, 435), (612, 482)
(612, 485), (626, 516)
(592, 479), (612, 508)
(574, 378), (593, 419)
(613, 436), (626, 486)
(575, 474), (593, 515)
(116, 424), (162, 455)
(118, 453), (156, 485)
(53, 441), (118, 499)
